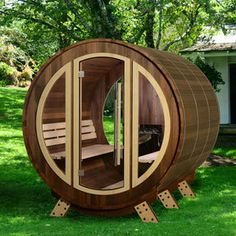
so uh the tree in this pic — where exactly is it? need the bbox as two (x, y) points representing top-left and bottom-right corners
(210, 0), (236, 30)
(117, 0), (220, 51)
(0, 0), (234, 65)
(0, 0), (124, 64)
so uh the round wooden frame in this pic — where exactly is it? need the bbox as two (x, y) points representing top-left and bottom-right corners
(23, 39), (219, 216)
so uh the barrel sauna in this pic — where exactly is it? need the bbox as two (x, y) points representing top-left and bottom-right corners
(23, 39), (219, 219)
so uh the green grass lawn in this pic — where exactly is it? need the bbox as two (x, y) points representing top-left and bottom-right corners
(213, 135), (236, 159)
(212, 147), (236, 159)
(0, 87), (236, 236)
(103, 116), (115, 144)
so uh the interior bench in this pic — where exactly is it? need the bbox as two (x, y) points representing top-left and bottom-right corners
(42, 120), (159, 163)
(42, 120), (114, 160)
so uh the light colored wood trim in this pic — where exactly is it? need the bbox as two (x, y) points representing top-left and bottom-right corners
(157, 190), (179, 209)
(115, 82), (121, 166)
(73, 57), (80, 190)
(134, 201), (159, 223)
(65, 62), (72, 184)
(36, 62), (72, 185)
(132, 61), (171, 188)
(73, 53), (131, 195)
(123, 56), (131, 193)
(50, 198), (70, 217)
(132, 65), (139, 184)
(102, 180), (124, 190)
(178, 180), (195, 198)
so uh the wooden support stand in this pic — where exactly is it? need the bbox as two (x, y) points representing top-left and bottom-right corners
(178, 180), (195, 198)
(157, 190), (179, 209)
(134, 201), (159, 223)
(50, 198), (70, 217)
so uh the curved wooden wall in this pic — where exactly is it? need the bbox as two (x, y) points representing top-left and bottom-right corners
(22, 39), (219, 216)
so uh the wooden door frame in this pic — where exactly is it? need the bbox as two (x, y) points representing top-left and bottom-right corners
(73, 53), (131, 195)
(132, 61), (171, 188)
(36, 62), (72, 185)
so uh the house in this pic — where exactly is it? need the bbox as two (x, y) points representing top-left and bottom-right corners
(180, 27), (236, 124)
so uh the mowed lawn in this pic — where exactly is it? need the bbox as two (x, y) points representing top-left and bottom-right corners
(0, 87), (235, 236)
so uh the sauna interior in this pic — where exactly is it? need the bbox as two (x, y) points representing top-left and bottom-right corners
(42, 57), (164, 191)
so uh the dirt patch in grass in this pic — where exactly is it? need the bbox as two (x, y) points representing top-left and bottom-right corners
(202, 154), (236, 167)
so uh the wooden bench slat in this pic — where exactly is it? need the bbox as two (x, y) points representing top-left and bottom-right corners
(43, 119), (94, 131)
(43, 122), (65, 131)
(138, 151), (159, 163)
(50, 149), (159, 163)
(82, 144), (114, 159)
(45, 137), (66, 146)
(43, 129), (66, 139)
(43, 120), (118, 160)
(81, 132), (97, 141)
(81, 126), (95, 134)
(81, 120), (93, 126)
(50, 144), (114, 160)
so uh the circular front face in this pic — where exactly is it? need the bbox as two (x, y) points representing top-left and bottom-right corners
(23, 40), (179, 216)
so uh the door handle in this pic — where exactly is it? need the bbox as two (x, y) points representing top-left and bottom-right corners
(115, 82), (122, 166)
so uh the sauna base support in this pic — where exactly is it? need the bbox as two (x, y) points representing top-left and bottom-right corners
(157, 190), (179, 209)
(178, 180), (195, 198)
(134, 201), (159, 223)
(50, 198), (71, 217)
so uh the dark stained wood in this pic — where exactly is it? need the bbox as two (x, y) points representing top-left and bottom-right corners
(139, 73), (164, 125)
(22, 39), (219, 217)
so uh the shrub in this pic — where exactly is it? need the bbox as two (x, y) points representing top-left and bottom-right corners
(0, 62), (15, 86)
(192, 56), (225, 92)
(0, 35), (36, 87)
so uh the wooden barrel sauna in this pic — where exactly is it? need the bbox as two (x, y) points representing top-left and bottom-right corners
(22, 39), (219, 217)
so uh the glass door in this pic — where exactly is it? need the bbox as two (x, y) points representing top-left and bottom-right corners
(73, 54), (131, 195)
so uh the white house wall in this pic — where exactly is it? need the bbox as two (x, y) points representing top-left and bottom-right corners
(206, 57), (230, 124)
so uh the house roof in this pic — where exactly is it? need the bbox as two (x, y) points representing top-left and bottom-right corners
(181, 43), (236, 53)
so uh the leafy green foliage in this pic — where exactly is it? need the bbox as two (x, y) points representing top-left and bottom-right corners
(0, 62), (15, 86)
(210, 0), (236, 30)
(114, 0), (219, 51)
(193, 56), (225, 92)
(0, 29), (36, 87)
(1, 0), (234, 63)
(212, 147), (236, 159)
(0, 0), (235, 88)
